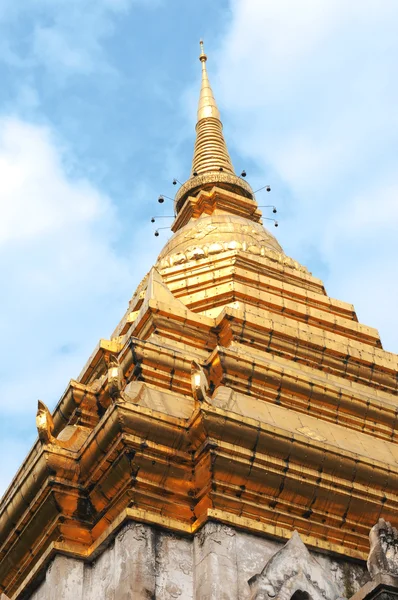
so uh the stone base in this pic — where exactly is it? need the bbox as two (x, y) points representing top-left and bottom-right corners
(23, 522), (370, 600)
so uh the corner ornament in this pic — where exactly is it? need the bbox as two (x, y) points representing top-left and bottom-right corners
(36, 400), (55, 444)
(106, 354), (124, 401)
(368, 518), (398, 580)
(191, 360), (209, 402)
(36, 399), (88, 451)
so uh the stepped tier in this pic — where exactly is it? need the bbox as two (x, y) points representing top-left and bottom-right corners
(1, 43), (395, 600)
(2, 237), (397, 597)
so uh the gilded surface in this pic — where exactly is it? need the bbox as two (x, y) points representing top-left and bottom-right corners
(191, 41), (234, 176)
(1, 44), (398, 599)
(197, 41), (221, 122)
(174, 171), (254, 213)
(157, 213), (284, 266)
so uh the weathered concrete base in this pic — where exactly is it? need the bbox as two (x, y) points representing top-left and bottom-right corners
(26, 522), (370, 600)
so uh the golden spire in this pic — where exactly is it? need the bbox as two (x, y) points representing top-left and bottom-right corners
(191, 40), (234, 176)
(197, 40), (220, 121)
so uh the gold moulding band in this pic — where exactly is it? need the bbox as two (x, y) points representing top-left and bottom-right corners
(174, 171), (255, 214)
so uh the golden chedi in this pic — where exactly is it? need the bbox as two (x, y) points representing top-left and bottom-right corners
(1, 42), (398, 600)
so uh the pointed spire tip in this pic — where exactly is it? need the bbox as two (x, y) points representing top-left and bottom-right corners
(199, 39), (207, 62)
(191, 39), (234, 176)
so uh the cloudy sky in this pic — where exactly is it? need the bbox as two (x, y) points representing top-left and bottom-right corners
(0, 0), (397, 495)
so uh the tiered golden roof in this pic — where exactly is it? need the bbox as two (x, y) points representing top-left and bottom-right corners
(1, 42), (398, 599)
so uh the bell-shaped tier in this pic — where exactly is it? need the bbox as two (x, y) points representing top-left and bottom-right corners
(157, 212), (283, 268)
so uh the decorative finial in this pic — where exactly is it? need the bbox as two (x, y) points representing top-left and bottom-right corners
(191, 39), (234, 177)
(199, 39), (207, 63)
(174, 41), (257, 213)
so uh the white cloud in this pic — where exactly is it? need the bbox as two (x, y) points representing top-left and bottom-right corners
(0, 117), (131, 416)
(0, 0), (158, 76)
(0, 116), (162, 496)
(0, 119), (109, 244)
(217, 0), (398, 352)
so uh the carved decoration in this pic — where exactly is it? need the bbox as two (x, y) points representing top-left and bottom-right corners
(191, 360), (209, 402)
(174, 170), (254, 213)
(90, 372), (107, 394)
(368, 518), (398, 579)
(158, 214), (282, 260)
(36, 400), (55, 444)
(106, 354), (124, 401)
(249, 531), (345, 600)
(36, 399), (88, 450)
(158, 242), (309, 275)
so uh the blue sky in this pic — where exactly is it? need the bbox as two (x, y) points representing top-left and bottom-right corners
(1, 0), (397, 495)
